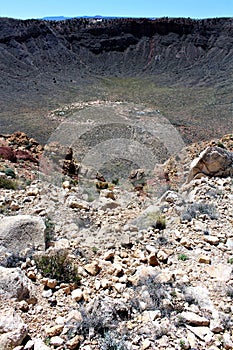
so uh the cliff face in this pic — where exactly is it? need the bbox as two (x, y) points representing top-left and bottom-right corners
(0, 17), (232, 143)
(1, 17), (233, 78)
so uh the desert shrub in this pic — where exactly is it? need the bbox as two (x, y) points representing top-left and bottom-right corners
(92, 246), (99, 254)
(147, 212), (166, 230)
(34, 249), (81, 284)
(77, 308), (111, 338)
(181, 202), (218, 221)
(0, 177), (17, 190)
(218, 312), (233, 330)
(75, 296), (130, 340)
(180, 339), (187, 349)
(156, 235), (168, 245)
(100, 331), (128, 350)
(131, 277), (173, 316)
(155, 214), (166, 230)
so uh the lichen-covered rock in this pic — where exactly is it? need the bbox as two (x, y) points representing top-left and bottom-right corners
(0, 215), (45, 262)
(0, 266), (35, 301)
(0, 310), (28, 349)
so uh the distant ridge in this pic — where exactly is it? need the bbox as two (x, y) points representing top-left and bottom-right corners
(42, 15), (119, 21)
(42, 16), (70, 21)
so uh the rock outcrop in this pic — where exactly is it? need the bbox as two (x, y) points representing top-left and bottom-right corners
(188, 146), (233, 181)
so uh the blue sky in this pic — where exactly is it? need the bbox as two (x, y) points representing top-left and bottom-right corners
(0, 0), (232, 20)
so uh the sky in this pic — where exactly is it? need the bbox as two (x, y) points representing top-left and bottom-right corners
(0, 0), (233, 20)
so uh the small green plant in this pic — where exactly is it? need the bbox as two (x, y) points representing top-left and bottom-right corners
(92, 246), (99, 254)
(217, 141), (225, 149)
(170, 290), (177, 297)
(228, 258), (233, 264)
(25, 179), (32, 186)
(178, 254), (189, 261)
(0, 177), (17, 190)
(70, 179), (79, 186)
(44, 337), (51, 346)
(4, 167), (16, 178)
(112, 178), (119, 185)
(180, 339), (185, 348)
(34, 249), (81, 284)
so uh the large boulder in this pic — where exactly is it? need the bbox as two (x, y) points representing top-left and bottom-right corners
(188, 146), (233, 182)
(0, 309), (28, 349)
(0, 266), (35, 301)
(0, 215), (45, 262)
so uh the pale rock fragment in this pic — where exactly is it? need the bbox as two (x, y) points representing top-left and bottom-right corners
(180, 311), (210, 326)
(71, 289), (83, 301)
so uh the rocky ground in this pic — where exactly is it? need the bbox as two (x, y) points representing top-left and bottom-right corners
(0, 132), (232, 350)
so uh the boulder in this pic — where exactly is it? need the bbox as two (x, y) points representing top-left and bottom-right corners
(0, 266), (35, 301)
(186, 325), (213, 342)
(0, 309), (28, 349)
(130, 204), (160, 230)
(206, 264), (232, 282)
(0, 215), (45, 262)
(188, 146), (233, 182)
(185, 286), (214, 311)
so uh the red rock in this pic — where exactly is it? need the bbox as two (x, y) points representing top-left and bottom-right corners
(15, 150), (39, 164)
(0, 146), (16, 162)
